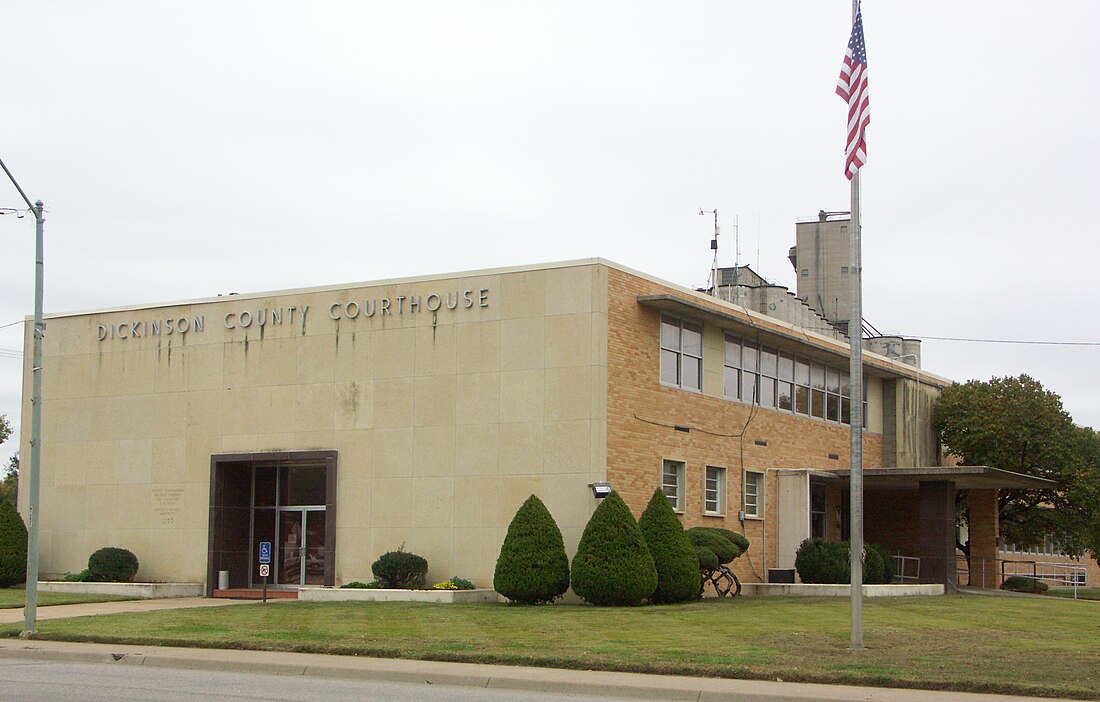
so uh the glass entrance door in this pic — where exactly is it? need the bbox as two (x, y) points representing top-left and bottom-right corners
(276, 509), (326, 586)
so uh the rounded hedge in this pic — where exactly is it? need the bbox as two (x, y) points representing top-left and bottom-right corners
(794, 538), (849, 584)
(1002, 576), (1049, 594)
(87, 547), (139, 583)
(867, 544), (896, 584)
(0, 502), (28, 587)
(863, 544), (884, 584)
(494, 494), (570, 604)
(638, 488), (700, 604)
(704, 527), (750, 556)
(371, 549), (428, 589)
(570, 491), (657, 606)
(686, 527), (738, 566)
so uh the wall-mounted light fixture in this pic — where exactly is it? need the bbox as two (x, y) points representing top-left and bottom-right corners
(588, 482), (612, 498)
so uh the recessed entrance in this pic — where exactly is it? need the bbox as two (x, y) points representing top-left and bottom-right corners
(207, 451), (337, 595)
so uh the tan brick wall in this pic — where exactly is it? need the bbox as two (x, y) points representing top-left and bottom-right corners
(604, 267), (883, 583)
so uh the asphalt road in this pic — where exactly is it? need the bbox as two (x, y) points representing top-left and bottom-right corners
(0, 658), (629, 702)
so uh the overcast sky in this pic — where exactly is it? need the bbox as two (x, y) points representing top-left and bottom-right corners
(2, 1), (1099, 461)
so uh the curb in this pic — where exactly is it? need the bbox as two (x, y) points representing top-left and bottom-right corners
(0, 639), (1076, 702)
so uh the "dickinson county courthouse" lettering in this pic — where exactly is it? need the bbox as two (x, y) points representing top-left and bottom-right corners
(96, 287), (490, 341)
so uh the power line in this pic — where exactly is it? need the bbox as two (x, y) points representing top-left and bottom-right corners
(907, 334), (1100, 347)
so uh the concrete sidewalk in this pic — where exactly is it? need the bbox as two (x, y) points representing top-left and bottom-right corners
(0, 596), (258, 625)
(0, 637), (1079, 702)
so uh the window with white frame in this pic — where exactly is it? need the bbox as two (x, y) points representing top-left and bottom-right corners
(743, 470), (764, 518)
(660, 317), (703, 391)
(704, 466), (726, 515)
(724, 333), (864, 427)
(662, 459), (685, 511)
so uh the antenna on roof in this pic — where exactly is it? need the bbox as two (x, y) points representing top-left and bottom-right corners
(700, 209), (720, 296)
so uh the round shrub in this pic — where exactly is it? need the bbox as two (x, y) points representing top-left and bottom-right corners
(638, 488), (700, 604)
(868, 544), (896, 584)
(1002, 576), (1049, 594)
(571, 491), (657, 606)
(686, 527), (738, 565)
(695, 546), (719, 572)
(795, 538), (850, 584)
(862, 544), (884, 584)
(494, 494), (570, 604)
(371, 548), (428, 589)
(0, 502), (28, 587)
(704, 527), (750, 556)
(87, 547), (139, 582)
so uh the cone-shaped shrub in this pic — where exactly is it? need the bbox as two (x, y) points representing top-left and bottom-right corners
(494, 495), (570, 604)
(0, 502), (28, 587)
(571, 491), (657, 606)
(638, 488), (699, 604)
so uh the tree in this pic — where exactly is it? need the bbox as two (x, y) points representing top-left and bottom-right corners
(934, 374), (1100, 559)
(0, 454), (17, 508)
(0, 501), (27, 587)
(0, 416), (14, 508)
(570, 491), (657, 606)
(494, 494), (570, 604)
(638, 488), (699, 604)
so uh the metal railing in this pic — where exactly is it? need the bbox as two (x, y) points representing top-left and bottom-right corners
(893, 555), (920, 583)
(961, 557), (1088, 599)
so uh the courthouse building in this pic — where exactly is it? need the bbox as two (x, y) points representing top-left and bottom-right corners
(20, 215), (1093, 593)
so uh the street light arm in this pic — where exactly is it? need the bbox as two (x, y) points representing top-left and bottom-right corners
(0, 155), (35, 212)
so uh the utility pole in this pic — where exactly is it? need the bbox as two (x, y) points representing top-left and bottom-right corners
(0, 155), (45, 637)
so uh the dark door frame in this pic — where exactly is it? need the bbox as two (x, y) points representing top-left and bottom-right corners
(207, 450), (338, 595)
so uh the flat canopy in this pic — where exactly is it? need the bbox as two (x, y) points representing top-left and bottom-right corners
(829, 465), (1055, 490)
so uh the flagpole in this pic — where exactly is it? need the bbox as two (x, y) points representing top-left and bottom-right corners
(848, 0), (865, 651)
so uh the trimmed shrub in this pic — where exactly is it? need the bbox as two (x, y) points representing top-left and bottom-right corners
(0, 502), (28, 587)
(704, 527), (750, 556)
(571, 491), (657, 606)
(494, 495), (570, 604)
(340, 580), (383, 589)
(1002, 576), (1049, 594)
(868, 544), (896, 584)
(686, 527), (738, 565)
(638, 488), (700, 604)
(862, 544), (884, 584)
(695, 546), (719, 572)
(87, 547), (139, 583)
(794, 538), (849, 584)
(372, 548), (428, 589)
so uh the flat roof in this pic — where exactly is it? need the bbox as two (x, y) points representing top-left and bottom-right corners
(638, 293), (950, 385)
(828, 466), (1055, 490)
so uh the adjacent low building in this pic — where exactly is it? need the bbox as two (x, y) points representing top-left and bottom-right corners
(20, 216), (1095, 593)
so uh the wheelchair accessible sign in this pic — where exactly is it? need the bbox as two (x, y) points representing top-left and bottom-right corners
(259, 541), (272, 579)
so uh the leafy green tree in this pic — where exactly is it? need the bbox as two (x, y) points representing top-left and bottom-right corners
(0, 454), (17, 508)
(0, 501), (28, 587)
(638, 488), (699, 604)
(570, 491), (657, 606)
(934, 374), (1100, 559)
(494, 494), (570, 604)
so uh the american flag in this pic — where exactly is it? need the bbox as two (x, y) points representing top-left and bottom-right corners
(836, 5), (869, 180)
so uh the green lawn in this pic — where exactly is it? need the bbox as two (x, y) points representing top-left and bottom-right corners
(2, 594), (1097, 698)
(1047, 587), (1100, 601)
(0, 589), (133, 609)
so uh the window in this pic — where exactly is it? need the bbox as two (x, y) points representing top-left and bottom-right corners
(660, 317), (703, 391)
(743, 470), (763, 518)
(721, 333), (860, 427)
(810, 481), (827, 539)
(704, 466), (725, 515)
(662, 459), (685, 511)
